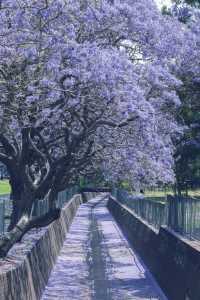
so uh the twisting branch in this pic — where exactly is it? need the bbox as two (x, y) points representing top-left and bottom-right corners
(28, 131), (46, 161)
(21, 128), (31, 163)
(34, 130), (52, 163)
(95, 115), (139, 129)
(0, 152), (10, 164)
(0, 134), (17, 158)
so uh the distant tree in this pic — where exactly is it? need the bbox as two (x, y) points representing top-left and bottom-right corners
(173, 0), (200, 7)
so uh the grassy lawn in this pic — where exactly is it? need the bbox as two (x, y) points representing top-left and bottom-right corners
(0, 180), (11, 195)
(143, 190), (172, 198)
(187, 190), (200, 198)
(130, 190), (169, 203)
(143, 189), (200, 199)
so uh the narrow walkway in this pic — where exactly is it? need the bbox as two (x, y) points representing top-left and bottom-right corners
(41, 195), (167, 300)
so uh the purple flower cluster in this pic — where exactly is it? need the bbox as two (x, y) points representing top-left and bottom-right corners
(0, 0), (194, 189)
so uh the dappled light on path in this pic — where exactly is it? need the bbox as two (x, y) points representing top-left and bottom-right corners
(41, 195), (167, 300)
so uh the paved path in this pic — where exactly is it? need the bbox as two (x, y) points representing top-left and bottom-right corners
(41, 195), (168, 300)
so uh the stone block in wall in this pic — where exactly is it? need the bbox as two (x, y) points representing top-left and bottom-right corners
(156, 227), (200, 300)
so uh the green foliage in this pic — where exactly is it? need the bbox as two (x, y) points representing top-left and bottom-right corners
(172, 0), (200, 6)
(181, 0), (200, 6)
(120, 181), (131, 190)
(0, 180), (11, 195)
(162, 5), (172, 15)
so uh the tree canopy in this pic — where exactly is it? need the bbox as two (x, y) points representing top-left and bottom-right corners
(0, 0), (183, 190)
(0, 0), (196, 256)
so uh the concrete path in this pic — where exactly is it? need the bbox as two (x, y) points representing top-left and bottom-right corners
(41, 195), (168, 300)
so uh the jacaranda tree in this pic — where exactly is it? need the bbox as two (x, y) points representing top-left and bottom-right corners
(0, 0), (184, 256)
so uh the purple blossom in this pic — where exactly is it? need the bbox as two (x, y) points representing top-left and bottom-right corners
(0, 0), (188, 188)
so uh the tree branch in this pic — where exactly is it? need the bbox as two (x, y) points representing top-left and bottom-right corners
(0, 134), (16, 158)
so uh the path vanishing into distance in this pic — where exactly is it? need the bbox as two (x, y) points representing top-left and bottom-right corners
(42, 195), (168, 300)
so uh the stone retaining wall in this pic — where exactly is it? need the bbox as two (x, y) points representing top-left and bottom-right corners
(0, 194), (83, 300)
(108, 196), (200, 300)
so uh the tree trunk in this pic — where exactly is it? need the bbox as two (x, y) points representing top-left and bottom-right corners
(8, 191), (24, 231)
(48, 188), (58, 211)
(7, 171), (24, 230)
(1, 157), (62, 257)
(2, 176), (61, 257)
(0, 208), (61, 258)
(8, 184), (34, 231)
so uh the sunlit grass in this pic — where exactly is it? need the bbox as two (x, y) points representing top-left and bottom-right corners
(187, 189), (200, 198)
(144, 190), (172, 198)
(144, 189), (200, 199)
(0, 180), (11, 195)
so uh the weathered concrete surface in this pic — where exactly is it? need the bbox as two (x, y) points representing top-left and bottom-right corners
(0, 194), (83, 300)
(42, 195), (167, 300)
(108, 196), (200, 300)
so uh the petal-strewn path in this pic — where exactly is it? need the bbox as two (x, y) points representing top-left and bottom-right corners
(41, 195), (168, 300)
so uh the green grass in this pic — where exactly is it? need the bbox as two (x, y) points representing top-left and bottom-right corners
(187, 189), (200, 198)
(143, 189), (200, 199)
(0, 180), (11, 195)
(143, 190), (172, 198)
(130, 190), (169, 203)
